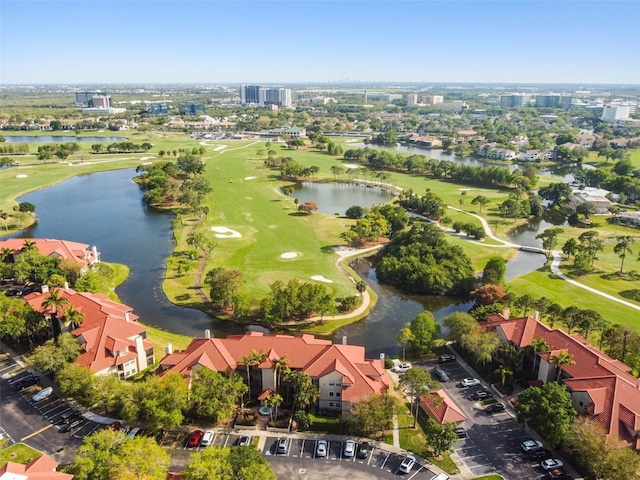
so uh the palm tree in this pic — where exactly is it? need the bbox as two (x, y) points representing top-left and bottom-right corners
(494, 365), (513, 387)
(613, 236), (633, 273)
(550, 350), (575, 382)
(530, 337), (550, 375)
(0, 247), (13, 263)
(63, 305), (85, 329)
(21, 239), (36, 252)
(264, 392), (283, 423)
(41, 289), (70, 337)
(273, 356), (290, 394)
(0, 210), (8, 231)
(240, 350), (267, 403)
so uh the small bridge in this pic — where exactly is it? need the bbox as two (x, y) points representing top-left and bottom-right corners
(519, 245), (546, 254)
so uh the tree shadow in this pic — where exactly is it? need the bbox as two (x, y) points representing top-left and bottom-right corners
(288, 212), (309, 217)
(175, 293), (192, 302)
(619, 289), (640, 301)
(600, 270), (640, 282)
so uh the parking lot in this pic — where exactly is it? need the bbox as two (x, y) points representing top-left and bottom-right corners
(425, 355), (569, 479)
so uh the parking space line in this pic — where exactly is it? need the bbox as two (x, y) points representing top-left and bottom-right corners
(367, 448), (374, 466)
(84, 422), (102, 437)
(223, 435), (229, 447)
(380, 451), (390, 469)
(407, 466), (423, 479)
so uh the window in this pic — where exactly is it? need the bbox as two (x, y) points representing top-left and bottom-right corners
(329, 392), (334, 397)
(336, 392), (341, 398)
(336, 381), (342, 386)
(329, 381), (335, 386)
(336, 402), (341, 408)
(329, 402), (334, 407)
(579, 400), (584, 407)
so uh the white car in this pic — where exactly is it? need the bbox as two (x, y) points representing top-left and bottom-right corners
(459, 377), (480, 387)
(200, 430), (215, 446)
(540, 458), (564, 471)
(316, 440), (327, 457)
(393, 363), (412, 373)
(398, 454), (416, 473)
(521, 439), (543, 453)
(238, 435), (252, 447)
(343, 439), (356, 457)
(31, 386), (53, 402)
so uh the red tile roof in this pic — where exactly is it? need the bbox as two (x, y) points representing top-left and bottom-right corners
(0, 237), (99, 265)
(0, 454), (73, 479)
(419, 389), (467, 424)
(158, 333), (388, 402)
(482, 313), (640, 448)
(24, 286), (149, 373)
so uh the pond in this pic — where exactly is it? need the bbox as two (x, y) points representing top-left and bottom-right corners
(5, 169), (552, 356)
(2, 135), (129, 143)
(288, 182), (395, 215)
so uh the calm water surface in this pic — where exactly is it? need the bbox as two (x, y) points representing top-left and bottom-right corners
(6, 170), (551, 355)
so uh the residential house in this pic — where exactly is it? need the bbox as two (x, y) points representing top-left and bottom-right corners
(487, 148), (517, 160)
(0, 454), (73, 479)
(419, 389), (467, 425)
(569, 186), (614, 214)
(0, 238), (100, 271)
(157, 332), (389, 415)
(23, 286), (154, 378)
(481, 310), (640, 450)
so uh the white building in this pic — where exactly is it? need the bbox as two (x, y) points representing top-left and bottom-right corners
(422, 95), (444, 105)
(81, 107), (127, 114)
(407, 94), (419, 106)
(602, 104), (631, 121)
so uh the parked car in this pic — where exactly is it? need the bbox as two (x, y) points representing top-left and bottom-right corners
(547, 468), (572, 479)
(276, 437), (288, 454)
(540, 459), (564, 471)
(60, 418), (84, 433)
(454, 427), (467, 438)
(485, 403), (505, 414)
(200, 430), (214, 446)
(32, 386), (53, 402)
(315, 439), (327, 457)
(393, 363), (412, 373)
(13, 374), (40, 390)
(521, 439), (544, 453)
(471, 389), (493, 401)
(56, 410), (79, 426)
(398, 454), (416, 474)
(238, 435), (252, 447)
(187, 429), (203, 448)
(357, 441), (370, 459)
(528, 448), (553, 461)
(438, 354), (456, 364)
(433, 366), (450, 382)
(343, 439), (356, 457)
(459, 378), (480, 388)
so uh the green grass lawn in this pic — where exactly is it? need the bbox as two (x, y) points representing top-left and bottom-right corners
(0, 443), (41, 466)
(472, 475), (505, 480)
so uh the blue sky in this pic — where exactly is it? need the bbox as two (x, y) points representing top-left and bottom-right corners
(1, 1), (638, 85)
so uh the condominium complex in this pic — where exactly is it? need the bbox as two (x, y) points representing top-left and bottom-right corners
(240, 85), (292, 108)
(500, 93), (572, 109)
(602, 104), (631, 121)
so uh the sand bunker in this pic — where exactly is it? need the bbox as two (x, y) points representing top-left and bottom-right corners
(142, 162), (153, 165)
(343, 164), (359, 169)
(16, 174), (28, 178)
(244, 176), (256, 180)
(140, 157), (150, 161)
(211, 227), (242, 238)
(213, 145), (227, 151)
(280, 252), (298, 259)
(311, 275), (333, 283)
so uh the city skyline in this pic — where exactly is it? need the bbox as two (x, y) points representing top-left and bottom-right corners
(1, 1), (639, 85)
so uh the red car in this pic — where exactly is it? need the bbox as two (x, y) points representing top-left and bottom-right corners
(187, 429), (204, 447)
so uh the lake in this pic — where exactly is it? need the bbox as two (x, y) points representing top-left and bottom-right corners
(2, 135), (129, 143)
(6, 170), (550, 356)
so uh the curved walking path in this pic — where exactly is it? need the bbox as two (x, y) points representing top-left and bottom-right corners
(549, 251), (640, 312)
(448, 206), (640, 313)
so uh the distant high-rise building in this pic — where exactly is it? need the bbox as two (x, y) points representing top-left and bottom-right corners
(240, 85), (292, 108)
(407, 94), (419, 106)
(602, 104), (631, 121)
(535, 94), (572, 109)
(422, 95), (444, 105)
(183, 102), (206, 115)
(147, 102), (168, 115)
(240, 85), (262, 105)
(90, 95), (112, 109)
(75, 91), (102, 107)
(499, 94), (532, 108)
